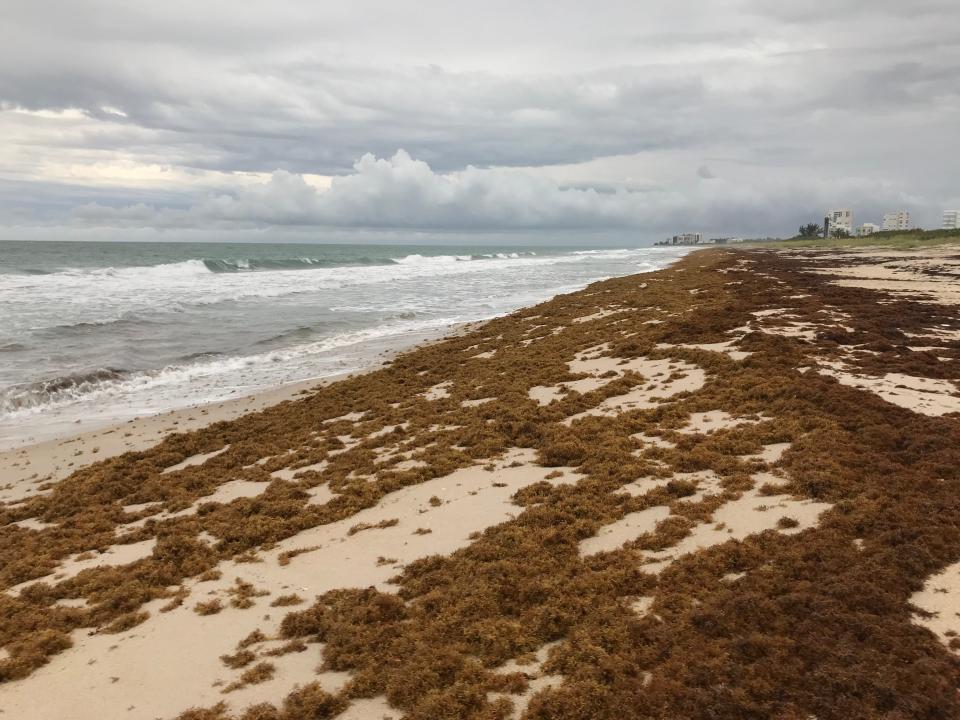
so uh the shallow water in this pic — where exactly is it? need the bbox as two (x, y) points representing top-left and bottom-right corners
(0, 240), (689, 444)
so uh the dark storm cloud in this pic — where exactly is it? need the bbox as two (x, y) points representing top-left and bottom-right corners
(1, 0), (959, 236)
(1, 59), (713, 174)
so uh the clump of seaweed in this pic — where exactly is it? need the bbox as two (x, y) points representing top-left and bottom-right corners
(270, 594), (304, 607)
(227, 578), (269, 609)
(346, 518), (399, 536)
(222, 661), (275, 693)
(194, 599), (223, 616)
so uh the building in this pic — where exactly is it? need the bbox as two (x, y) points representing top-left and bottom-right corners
(858, 223), (880, 236)
(882, 211), (911, 231)
(667, 233), (702, 245)
(943, 210), (960, 230)
(827, 209), (853, 235)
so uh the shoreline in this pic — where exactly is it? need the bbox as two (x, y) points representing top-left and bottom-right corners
(0, 322), (477, 454)
(2, 245), (959, 720)
(0, 244), (692, 450)
(0, 320), (486, 502)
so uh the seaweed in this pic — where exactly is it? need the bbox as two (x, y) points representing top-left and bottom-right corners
(2, 247), (959, 719)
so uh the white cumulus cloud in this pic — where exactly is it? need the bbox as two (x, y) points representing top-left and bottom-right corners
(67, 149), (928, 238)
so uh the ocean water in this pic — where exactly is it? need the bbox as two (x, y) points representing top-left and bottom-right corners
(0, 240), (689, 446)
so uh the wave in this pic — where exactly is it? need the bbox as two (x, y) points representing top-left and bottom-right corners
(201, 253), (529, 273)
(0, 368), (129, 413)
(201, 256), (399, 273)
(0, 245), (683, 340)
(8, 250), (548, 281)
(253, 325), (319, 346)
(0, 316), (460, 419)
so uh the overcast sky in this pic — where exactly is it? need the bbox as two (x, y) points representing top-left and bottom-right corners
(1, 0), (958, 243)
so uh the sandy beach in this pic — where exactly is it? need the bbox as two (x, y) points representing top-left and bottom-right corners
(0, 323), (485, 500)
(2, 245), (959, 719)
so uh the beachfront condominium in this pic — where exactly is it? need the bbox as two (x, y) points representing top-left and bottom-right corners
(858, 223), (880, 236)
(944, 210), (960, 230)
(667, 232), (703, 245)
(827, 209), (853, 234)
(882, 210), (911, 231)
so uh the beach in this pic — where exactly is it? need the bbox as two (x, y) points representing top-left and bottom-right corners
(1, 244), (959, 719)
(0, 242), (687, 447)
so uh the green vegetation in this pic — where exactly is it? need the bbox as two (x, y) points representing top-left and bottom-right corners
(757, 227), (960, 249)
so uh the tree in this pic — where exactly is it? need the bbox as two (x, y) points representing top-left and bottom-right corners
(798, 223), (823, 237)
(830, 228), (851, 238)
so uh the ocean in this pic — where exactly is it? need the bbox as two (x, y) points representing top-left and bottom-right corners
(0, 240), (689, 446)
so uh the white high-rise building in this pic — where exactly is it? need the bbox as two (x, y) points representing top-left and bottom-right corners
(858, 223), (880, 236)
(827, 209), (853, 234)
(882, 211), (911, 231)
(668, 233), (702, 245)
(944, 210), (960, 230)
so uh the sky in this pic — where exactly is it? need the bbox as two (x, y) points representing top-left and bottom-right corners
(1, 0), (958, 244)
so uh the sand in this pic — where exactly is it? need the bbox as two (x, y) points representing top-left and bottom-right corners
(3, 244), (960, 719)
(911, 560), (960, 655)
(0, 449), (584, 720)
(817, 363), (960, 417)
(0, 377), (330, 505)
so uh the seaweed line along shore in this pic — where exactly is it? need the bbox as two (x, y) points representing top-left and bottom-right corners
(1, 244), (960, 720)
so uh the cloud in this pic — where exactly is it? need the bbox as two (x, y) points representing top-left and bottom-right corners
(1, 1), (959, 236)
(63, 150), (933, 239)
(71, 151), (636, 230)
(697, 165), (717, 180)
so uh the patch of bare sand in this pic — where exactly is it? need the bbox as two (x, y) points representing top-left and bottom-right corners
(810, 250), (960, 305)
(818, 362), (960, 416)
(563, 358), (706, 424)
(631, 433), (676, 450)
(572, 307), (627, 324)
(6, 517), (57, 531)
(657, 340), (752, 361)
(910, 560), (960, 655)
(618, 476), (674, 497)
(579, 506), (672, 556)
(423, 381), (452, 401)
(114, 480), (273, 533)
(831, 278), (960, 305)
(578, 469), (830, 573)
(678, 411), (768, 435)
(270, 460), (328, 481)
(0, 450), (583, 720)
(161, 445), (230, 474)
(529, 344), (650, 406)
(743, 442), (791, 464)
(642, 487), (832, 574)
(9, 538), (157, 595)
(336, 697), (397, 719)
(461, 397), (496, 408)
(489, 641), (564, 720)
